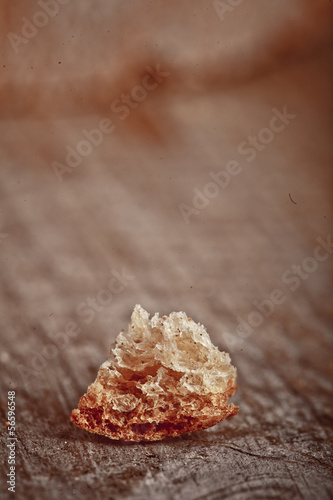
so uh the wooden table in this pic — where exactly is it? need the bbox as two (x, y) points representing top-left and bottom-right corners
(1, 2), (332, 498)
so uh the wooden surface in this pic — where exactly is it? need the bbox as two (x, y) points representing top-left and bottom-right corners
(1, 2), (333, 499)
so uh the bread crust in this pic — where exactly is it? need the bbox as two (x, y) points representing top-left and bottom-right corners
(70, 305), (239, 441)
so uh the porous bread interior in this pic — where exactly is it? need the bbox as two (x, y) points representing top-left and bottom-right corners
(70, 304), (238, 441)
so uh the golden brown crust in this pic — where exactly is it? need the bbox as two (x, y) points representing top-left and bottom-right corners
(70, 380), (239, 441)
(70, 305), (239, 441)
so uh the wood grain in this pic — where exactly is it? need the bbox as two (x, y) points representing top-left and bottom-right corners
(1, 1), (332, 499)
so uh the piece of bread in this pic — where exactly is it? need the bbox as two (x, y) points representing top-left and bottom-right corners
(70, 305), (238, 441)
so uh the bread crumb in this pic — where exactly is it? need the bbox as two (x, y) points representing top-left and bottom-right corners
(70, 305), (238, 441)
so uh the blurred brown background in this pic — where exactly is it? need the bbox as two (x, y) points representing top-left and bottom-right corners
(0, 1), (333, 499)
